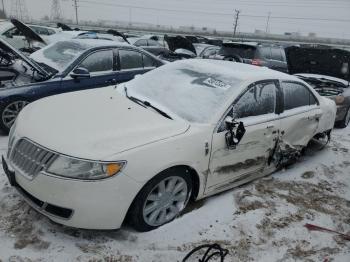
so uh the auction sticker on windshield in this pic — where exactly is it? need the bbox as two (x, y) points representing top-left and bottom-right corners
(203, 77), (231, 90)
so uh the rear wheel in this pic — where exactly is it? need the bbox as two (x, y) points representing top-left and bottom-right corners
(223, 55), (243, 63)
(0, 100), (29, 134)
(129, 167), (192, 232)
(337, 107), (350, 128)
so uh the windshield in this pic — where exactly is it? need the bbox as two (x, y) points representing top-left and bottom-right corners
(125, 60), (242, 123)
(30, 41), (91, 72)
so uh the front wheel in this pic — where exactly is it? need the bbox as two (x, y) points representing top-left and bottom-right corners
(129, 168), (192, 232)
(0, 100), (29, 134)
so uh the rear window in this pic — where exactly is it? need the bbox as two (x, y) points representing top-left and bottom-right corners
(218, 44), (257, 59)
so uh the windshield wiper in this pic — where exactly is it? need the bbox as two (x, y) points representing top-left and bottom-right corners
(124, 86), (172, 120)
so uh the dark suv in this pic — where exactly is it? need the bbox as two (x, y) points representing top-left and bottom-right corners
(210, 42), (288, 73)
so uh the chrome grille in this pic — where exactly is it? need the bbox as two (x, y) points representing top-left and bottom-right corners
(9, 139), (57, 178)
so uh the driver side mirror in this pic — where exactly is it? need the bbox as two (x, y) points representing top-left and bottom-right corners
(224, 116), (246, 149)
(70, 67), (90, 79)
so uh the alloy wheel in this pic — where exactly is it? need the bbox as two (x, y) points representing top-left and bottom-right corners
(2, 101), (28, 128)
(142, 176), (188, 227)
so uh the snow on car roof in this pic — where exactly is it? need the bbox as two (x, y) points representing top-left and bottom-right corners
(126, 59), (295, 123)
(30, 39), (131, 72)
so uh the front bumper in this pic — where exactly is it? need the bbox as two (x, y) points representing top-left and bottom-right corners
(2, 156), (141, 230)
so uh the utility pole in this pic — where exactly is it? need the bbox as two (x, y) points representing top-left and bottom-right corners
(51, 0), (62, 21)
(266, 12), (271, 33)
(73, 0), (79, 25)
(233, 9), (240, 37)
(1, 0), (5, 14)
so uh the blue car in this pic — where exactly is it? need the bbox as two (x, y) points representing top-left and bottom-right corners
(0, 38), (164, 132)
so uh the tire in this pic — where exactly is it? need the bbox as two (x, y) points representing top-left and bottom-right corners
(128, 167), (192, 232)
(337, 107), (350, 128)
(0, 99), (29, 134)
(223, 55), (243, 63)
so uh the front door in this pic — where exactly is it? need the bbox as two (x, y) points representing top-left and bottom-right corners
(62, 49), (117, 94)
(206, 80), (280, 192)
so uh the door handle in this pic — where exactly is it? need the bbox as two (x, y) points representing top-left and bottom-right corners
(105, 79), (117, 84)
(266, 125), (275, 129)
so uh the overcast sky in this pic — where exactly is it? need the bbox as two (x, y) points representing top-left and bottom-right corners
(4, 0), (350, 39)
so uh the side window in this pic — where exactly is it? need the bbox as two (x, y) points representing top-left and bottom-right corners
(260, 47), (271, 59)
(282, 82), (318, 110)
(119, 49), (143, 70)
(271, 47), (283, 61)
(47, 29), (56, 35)
(30, 26), (49, 35)
(134, 39), (147, 47)
(233, 82), (277, 119)
(143, 54), (158, 68)
(147, 40), (160, 46)
(80, 50), (113, 73)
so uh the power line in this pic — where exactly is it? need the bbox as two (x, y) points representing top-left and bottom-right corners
(78, 0), (350, 23)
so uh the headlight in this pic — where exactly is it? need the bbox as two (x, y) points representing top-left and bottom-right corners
(335, 95), (345, 105)
(46, 155), (126, 180)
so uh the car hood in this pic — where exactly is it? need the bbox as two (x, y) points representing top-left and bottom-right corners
(15, 87), (190, 160)
(11, 19), (47, 45)
(164, 35), (196, 54)
(0, 38), (50, 78)
(285, 46), (350, 82)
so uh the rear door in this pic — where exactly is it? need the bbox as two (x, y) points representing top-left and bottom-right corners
(279, 81), (321, 148)
(206, 80), (280, 192)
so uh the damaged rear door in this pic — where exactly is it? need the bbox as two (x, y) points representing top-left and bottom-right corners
(206, 80), (280, 192)
(277, 81), (321, 157)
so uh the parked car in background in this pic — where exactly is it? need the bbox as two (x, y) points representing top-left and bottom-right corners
(128, 37), (170, 56)
(285, 45), (350, 127)
(194, 43), (220, 58)
(211, 42), (288, 73)
(0, 39), (163, 132)
(0, 20), (60, 50)
(3, 60), (336, 232)
(185, 35), (223, 46)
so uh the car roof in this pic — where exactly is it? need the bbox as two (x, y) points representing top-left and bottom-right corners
(181, 59), (294, 82)
(63, 38), (132, 49)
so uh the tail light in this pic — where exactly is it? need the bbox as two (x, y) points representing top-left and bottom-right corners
(251, 59), (263, 66)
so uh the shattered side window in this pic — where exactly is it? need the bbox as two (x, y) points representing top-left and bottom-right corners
(233, 82), (276, 119)
(282, 82), (318, 110)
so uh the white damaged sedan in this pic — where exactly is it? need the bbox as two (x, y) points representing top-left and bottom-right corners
(2, 60), (336, 231)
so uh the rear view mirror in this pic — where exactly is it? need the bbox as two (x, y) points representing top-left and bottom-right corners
(225, 116), (246, 149)
(70, 67), (90, 79)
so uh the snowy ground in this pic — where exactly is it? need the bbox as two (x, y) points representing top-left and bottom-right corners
(0, 128), (350, 262)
